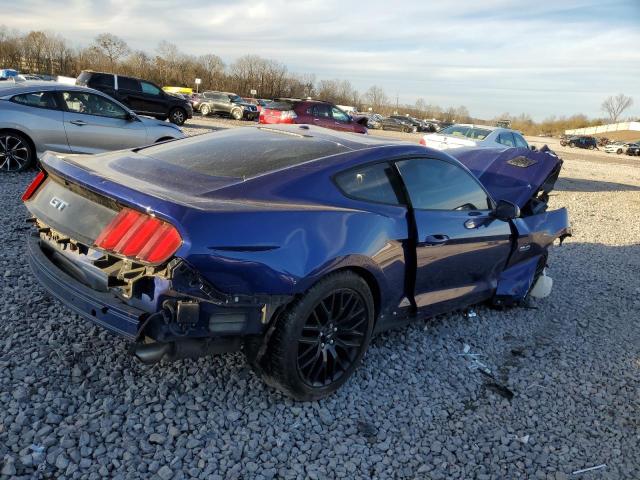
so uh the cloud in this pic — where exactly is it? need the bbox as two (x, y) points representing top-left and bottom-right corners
(5, 0), (640, 119)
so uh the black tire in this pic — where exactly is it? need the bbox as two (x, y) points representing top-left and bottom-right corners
(249, 271), (375, 401)
(231, 108), (243, 121)
(169, 108), (186, 126)
(0, 131), (34, 172)
(617, 149), (622, 155)
(200, 104), (211, 116)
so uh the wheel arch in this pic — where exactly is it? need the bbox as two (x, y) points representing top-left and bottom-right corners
(0, 127), (37, 157)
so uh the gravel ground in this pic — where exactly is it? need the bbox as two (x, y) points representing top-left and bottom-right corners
(0, 125), (639, 479)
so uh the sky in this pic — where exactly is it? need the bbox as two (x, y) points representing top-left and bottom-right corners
(5, 0), (640, 120)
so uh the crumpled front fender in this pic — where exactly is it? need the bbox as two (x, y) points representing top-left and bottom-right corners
(495, 208), (571, 303)
(508, 207), (571, 268)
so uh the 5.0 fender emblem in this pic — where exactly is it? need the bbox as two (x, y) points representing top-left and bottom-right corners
(49, 197), (68, 211)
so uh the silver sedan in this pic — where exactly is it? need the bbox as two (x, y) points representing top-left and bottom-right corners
(0, 82), (186, 171)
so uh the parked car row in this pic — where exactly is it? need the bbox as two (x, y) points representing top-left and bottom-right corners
(604, 141), (639, 155)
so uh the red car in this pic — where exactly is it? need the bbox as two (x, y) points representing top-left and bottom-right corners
(259, 99), (367, 134)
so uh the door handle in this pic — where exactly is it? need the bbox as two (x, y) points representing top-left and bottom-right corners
(424, 234), (449, 245)
(69, 120), (87, 126)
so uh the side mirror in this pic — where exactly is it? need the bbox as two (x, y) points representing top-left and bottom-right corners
(530, 145), (537, 151)
(125, 112), (138, 122)
(492, 199), (520, 221)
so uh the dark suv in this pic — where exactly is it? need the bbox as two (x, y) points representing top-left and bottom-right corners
(562, 135), (597, 149)
(76, 71), (193, 125)
(199, 91), (258, 120)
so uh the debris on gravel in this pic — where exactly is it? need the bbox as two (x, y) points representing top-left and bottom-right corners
(0, 144), (638, 478)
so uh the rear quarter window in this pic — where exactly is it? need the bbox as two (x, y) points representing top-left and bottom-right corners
(89, 73), (114, 89)
(118, 77), (141, 92)
(335, 162), (402, 205)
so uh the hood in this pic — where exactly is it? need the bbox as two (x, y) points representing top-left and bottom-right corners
(448, 146), (562, 209)
(138, 116), (184, 133)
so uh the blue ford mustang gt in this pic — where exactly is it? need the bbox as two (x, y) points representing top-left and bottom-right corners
(23, 125), (570, 400)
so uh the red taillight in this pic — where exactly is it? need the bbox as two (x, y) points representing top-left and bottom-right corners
(95, 208), (182, 264)
(21, 171), (46, 201)
(419, 138), (426, 146)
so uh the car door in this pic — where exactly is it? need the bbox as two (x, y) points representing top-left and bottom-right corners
(497, 132), (516, 148)
(330, 106), (354, 132)
(60, 91), (146, 154)
(139, 81), (168, 116)
(309, 104), (333, 129)
(395, 157), (512, 314)
(115, 76), (146, 113)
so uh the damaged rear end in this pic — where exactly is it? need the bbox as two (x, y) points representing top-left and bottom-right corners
(23, 152), (286, 364)
(452, 146), (571, 304)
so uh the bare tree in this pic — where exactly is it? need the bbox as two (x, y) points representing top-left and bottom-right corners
(92, 33), (130, 68)
(364, 85), (388, 112)
(601, 94), (633, 123)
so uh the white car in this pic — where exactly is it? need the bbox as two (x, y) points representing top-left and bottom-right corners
(604, 142), (633, 154)
(420, 124), (530, 151)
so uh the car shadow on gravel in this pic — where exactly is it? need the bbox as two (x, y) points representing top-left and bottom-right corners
(556, 177), (640, 192)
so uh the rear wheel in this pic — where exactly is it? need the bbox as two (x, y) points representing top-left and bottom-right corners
(200, 104), (211, 116)
(169, 108), (186, 126)
(248, 271), (375, 401)
(0, 132), (34, 172)
(617, 149), (622, 154)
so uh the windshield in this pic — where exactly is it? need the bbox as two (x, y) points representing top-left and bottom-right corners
(440, 125), (492, 140)
(229, 95), (244, 104)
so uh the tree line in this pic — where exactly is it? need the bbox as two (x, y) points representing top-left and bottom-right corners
(0, 27), (634, 136)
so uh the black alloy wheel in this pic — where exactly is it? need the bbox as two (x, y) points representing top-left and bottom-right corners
(169, 108), (186, 125)
(247, 271), (375, 401)
(297, 289), (369, 387)
(0, 133), (33, 172)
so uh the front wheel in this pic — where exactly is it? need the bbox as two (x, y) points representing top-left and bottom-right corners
(200, 104), (211, 116)
(0, 131), (34, 172)
(231, 108), (243, 120)
(250, 271), (375, 401)
(169, 108), (186, 126)
(617, 149), (622, 155)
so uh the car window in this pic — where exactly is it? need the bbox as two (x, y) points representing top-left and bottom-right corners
(440, 125), (470, 138)
(309, 104), (331, 118)
(12, 91), (60, 110)
(513, 133), (529, 148)
(89, 73), (114, 89)
(118, 76), (141, 92)
(140, 81), (161, 96)
(62, 92), (128, 119)
(497, 133), (515, 147)
(331, 107), (350, 123)
(396, 158), (490, 211)
(335, 162), (401, 205)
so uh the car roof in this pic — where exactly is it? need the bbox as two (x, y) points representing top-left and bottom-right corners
(135, 124), (413, 179)
(0, 81), (92, 98)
